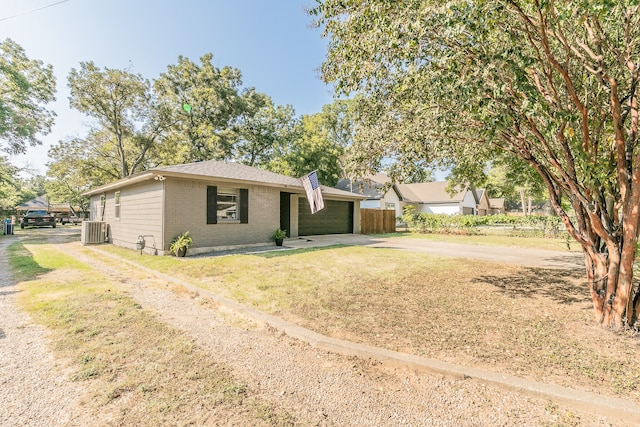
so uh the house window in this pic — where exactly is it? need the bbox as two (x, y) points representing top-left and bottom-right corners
(217, 189), (238, 220)
(385, 202), (395, 210)
(114, 191), (121, 219)
(99, 195), (106, 221)
(207, 186), (248, 224)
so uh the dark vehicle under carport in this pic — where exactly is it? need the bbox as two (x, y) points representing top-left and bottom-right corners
(21, 210), (56, 229)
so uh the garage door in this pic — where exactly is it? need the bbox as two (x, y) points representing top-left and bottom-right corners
(298, 198), (353, 235)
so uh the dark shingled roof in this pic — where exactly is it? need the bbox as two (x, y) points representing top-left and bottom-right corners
(84, 160), (363, 199)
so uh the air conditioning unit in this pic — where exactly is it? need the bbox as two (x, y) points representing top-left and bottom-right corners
(81, 221), (107, 245)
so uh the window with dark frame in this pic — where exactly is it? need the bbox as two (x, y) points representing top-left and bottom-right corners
(207, 186), (248, 224)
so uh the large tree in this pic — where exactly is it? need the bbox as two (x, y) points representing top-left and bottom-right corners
(483, 159), (548, 214)
(0, 156), (22, 211)
(268, 100), (353, 186)
(233, 90), (298, 167)
(46, 131), (120, 214)
(154, 54), (244, 163)
(68, 62), (164, 178)
(314, 1), (640, 328)
(0, 38), (56, 154)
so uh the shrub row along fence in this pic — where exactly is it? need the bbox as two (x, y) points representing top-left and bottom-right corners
(401, 210), (565, 238)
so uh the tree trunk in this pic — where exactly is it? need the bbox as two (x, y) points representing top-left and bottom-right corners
(519, 188), (526, 216)
(584, 239), (636, 328)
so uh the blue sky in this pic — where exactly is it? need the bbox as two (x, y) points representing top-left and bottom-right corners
(1, 0), (333, 175)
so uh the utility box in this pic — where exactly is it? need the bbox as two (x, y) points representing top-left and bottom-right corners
(81, 221), (107, 244)
(3, 219), (13, 235)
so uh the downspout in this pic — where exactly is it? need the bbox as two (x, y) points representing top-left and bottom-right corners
(160, 178), (165, 255)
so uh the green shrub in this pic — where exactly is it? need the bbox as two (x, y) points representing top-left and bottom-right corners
(401, 209), (563, 238)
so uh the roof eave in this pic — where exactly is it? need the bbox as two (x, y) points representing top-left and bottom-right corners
(82, 172), (155, 197)
(83, 169), (365, 201)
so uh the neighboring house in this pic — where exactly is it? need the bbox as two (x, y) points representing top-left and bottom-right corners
(336, 173), (404, 218)
(15, 196), (82, 220)
(82, 160), (365, 255)
(15, 196), (49, 213)
(338, 174), (495, 216)
(475, 189), (491, 216)
(396, 181), (478, 215)
(489, 198), (506, 214)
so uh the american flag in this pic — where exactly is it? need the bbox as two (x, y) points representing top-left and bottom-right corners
(300, 171), (325, 214)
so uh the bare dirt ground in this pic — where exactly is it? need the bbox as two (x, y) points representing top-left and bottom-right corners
(1, 228), (636, 426)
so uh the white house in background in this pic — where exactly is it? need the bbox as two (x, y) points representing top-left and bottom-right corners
(338, 174), (487, 216)
(396, 181), (478, 215)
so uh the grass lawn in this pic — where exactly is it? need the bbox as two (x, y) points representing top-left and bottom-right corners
(382, 230), (580, 252)
(8, 228), (640, 410)
(7, 239), (294, 426)
(95, 239), (640, 403)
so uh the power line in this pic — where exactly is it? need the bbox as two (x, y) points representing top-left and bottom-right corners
(0, 0), (70, 23)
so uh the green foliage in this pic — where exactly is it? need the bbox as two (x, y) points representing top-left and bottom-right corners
(169, 231), (193, 256)
(0, 162), (49, 215)
(68, 62), (164, 178)
(57, 52), (349, 195)
(233, 91), (299, 168)
(0, 38), (56, 154)
(270, 228), (287, 240)
(46, 133), (113, 214)
(0, 156), (23, 209)
(402, 209), (563, 238)
(313, 0), (640, 326)
(154, 54), (245, 163)
(267, 100), (354, 186)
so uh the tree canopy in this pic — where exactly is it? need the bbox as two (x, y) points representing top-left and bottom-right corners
(0, 38), (56, 154)
(68, 62), (165, 178)
(154, 54), (244, 163)
(268, 100), (354, 186)
(313, 0), (640, 328)
(60, 54), (347, 191)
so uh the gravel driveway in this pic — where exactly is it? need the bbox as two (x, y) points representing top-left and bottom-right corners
(0, 229), (629, 426)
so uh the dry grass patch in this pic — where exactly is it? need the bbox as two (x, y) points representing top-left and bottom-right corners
(98, 243), (640, 402)
(9, 242), (296, 426)
(390, 230), (579, 252)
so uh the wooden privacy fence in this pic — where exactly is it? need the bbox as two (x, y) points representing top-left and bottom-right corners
(360, 208), (396, 234)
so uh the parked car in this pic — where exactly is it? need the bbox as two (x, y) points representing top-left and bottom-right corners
(57, 214), (82, 224)
(21, 210), (56, 229)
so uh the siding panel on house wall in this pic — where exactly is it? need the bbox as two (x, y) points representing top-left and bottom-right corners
(163, 178), (280, 251)
(90, 181), (164, 252)
(383, 191), (402, 217)
(462, 191), (477, 214)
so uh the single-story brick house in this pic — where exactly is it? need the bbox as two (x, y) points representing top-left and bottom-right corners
(82, 160), (365, 255)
